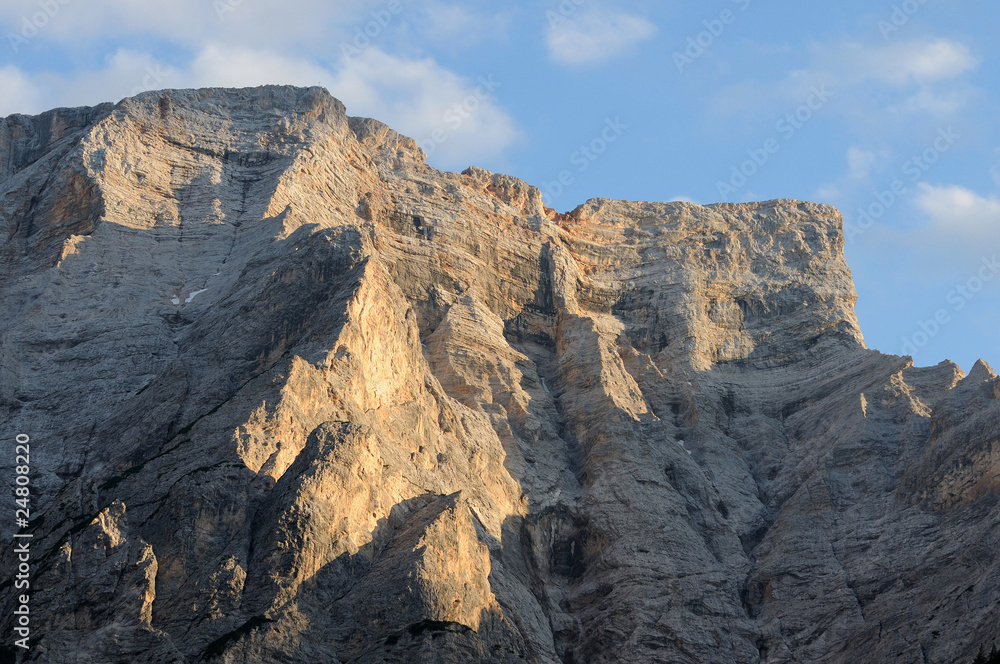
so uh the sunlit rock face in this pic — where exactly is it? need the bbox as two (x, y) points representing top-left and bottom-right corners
(1, 86), (997, 664)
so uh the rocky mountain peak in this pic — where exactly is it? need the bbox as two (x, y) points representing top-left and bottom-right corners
(0, 86), (997, 664)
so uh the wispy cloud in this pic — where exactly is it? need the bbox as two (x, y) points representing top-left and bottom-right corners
(816, 145), (892, 200)
(414, 3), (514, 48)
(546, 7), (656, 65)
(0, 65), (41, 116)
(711, 38), (979, 122)
(0, 50), (183, 116)
(187, 44), (523, 168)
(0, 0), (401, 53)
(0, 40), (522, 170)
(915, 183), (1000, 240)
(329, 47), (520, 167)
(189, 44), (330, 89)
(846, 147), (879, 181)
(828, 39), (978, 85)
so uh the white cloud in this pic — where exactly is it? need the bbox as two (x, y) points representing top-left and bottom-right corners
(830, 39), (977, 86)
(816, 146), (885, 200)
(0, 65), (41, 117)
(546, 8), (656, 65)
(2, 0), (523, 169)
(915, 183), (1000, 240)
(0, 0), (206, 45)
(0, 39), (521, 170)
(886, 87), (974, 116)
(328, 48), (520, 167)
(204, 0), (382, 50)
(188, 44), (523, 167)
(0, 0), (389, 51)
(711, 38), (979, 122)
(0, 50), (184, 115)
(61, 50), (182, 108)
(189, 44), (331, 89)
(860, 184), (1000, 288)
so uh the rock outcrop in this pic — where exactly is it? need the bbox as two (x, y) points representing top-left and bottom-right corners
(0, 86), (997, 663)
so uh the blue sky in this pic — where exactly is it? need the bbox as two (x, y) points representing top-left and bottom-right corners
(1, 0), (997, 372)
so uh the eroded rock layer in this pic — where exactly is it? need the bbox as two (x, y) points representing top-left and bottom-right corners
(0, 86), (997, 664)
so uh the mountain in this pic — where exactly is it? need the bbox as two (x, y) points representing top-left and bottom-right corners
(0, 86), (997, 663)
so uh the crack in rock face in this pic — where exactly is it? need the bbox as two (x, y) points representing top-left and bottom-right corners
(0, 86), (998, 664)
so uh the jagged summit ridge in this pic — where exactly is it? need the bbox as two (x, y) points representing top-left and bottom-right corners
(0, 87), (997, 664)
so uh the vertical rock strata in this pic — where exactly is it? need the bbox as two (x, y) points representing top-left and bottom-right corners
(0, 87), (997, 663)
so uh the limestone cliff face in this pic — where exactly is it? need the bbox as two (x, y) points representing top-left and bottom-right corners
(0, 86), (997, 664)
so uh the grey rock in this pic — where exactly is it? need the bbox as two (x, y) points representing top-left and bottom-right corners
(0, 86), (997, 663)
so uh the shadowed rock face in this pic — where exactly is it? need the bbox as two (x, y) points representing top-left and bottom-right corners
(0, 86), (997, 664)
